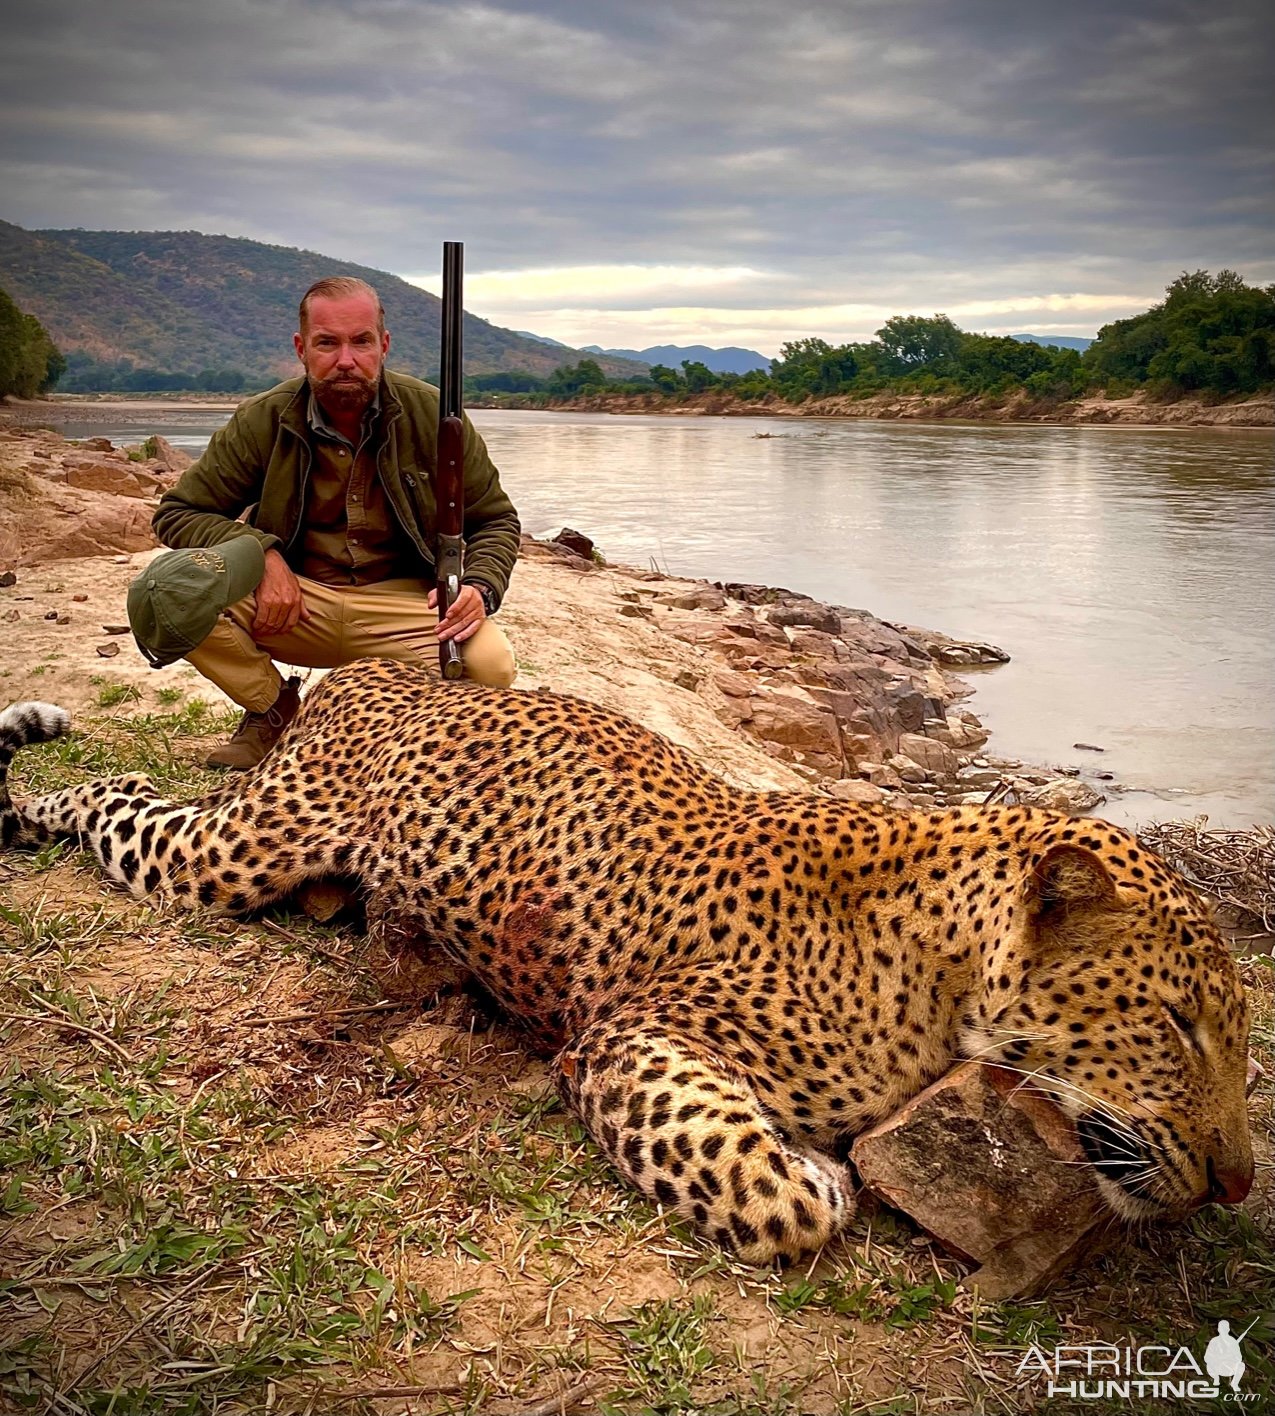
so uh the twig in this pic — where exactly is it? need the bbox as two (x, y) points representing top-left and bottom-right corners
(241, 1000), (404, 1027)
(337, 1383), (464, 1400)
(0, 1011), (133, 1064)
(488, 1376), (609, 1416)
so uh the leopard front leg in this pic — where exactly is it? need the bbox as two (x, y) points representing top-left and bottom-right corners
(558, 1016), (855, 1264)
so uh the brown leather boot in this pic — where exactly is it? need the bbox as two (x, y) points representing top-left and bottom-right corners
(206, 676), (301, 771)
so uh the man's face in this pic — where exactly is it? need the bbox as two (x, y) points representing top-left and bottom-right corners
(294, 293), (390, 416)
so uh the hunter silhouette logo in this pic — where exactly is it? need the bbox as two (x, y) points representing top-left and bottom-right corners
(1016, 1316), (1262, 1402)
(1205, 1320), (1253, 1394)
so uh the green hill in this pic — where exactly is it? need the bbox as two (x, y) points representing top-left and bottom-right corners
(0, 221), (644, 386)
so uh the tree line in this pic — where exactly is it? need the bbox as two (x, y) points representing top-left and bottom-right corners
(0, 287), (64, 398)
(7, 269), (1273, 404)
(510, 270), (1274, 407)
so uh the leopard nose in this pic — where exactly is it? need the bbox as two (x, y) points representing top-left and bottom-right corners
(1204, 1155), (1254, 1206)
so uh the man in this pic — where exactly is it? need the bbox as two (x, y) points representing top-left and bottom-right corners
(139, 275), (520, 769)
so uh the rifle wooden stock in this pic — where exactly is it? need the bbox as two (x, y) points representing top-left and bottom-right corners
(435, 240), (465, 681)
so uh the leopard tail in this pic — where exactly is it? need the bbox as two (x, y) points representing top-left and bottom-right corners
(0, 701), (71, 849)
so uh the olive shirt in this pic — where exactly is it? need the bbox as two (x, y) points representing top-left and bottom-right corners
(299, 389), (419, 586)
(152, 369), (520, 608)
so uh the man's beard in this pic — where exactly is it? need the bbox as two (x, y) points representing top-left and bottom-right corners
(312, 369), (379, 415)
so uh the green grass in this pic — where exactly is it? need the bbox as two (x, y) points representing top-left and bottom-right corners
(95, 682), (142, 708)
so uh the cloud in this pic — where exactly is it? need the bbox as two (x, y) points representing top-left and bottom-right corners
(1, 0), (1271, 349)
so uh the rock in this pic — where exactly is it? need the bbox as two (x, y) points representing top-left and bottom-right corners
(861, 762), (905, 789)
(890, 622), (1011, 666)
(71, 593), (88, 603)
(3, 609), (19, 622)
(787, 628), (849, 661)
(673, 670), (699, 691)
(44, 610), (57, 621)
(746, 689), (842, 757)
(896, 731), (960, 779)
(0, 571), (15, 588)
(129, 468), (167, 495)
(1016, 779), (1106, 813)
(723, 617), (790, 648)
(102, 624), (130, 634)
(882, 682), (932, 736)
(766, 603), (843, 634)
(551, 527), (595, 560)
(142, 434), (193, 475)
(55, 614), (71, 626)
(77, 437), (115, 452)
(852, 1061), (1108, 1298)
(617, 602), (654, 619)
(956, 766), (1006, 789)
(889, 754), (929, 783)
(826, 779), (888, 804)
(716, 581), (808, 605)
(95, 642), (121, 658)
(713, 669), (756, 699)
(655, 586), (727, 612)
(65, 462), (149, 499)
(1074, 742), (1106, 752)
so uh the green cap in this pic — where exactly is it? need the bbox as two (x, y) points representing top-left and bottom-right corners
(127, 538), (265, 668)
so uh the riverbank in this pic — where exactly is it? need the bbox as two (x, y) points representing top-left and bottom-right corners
(5, 384), (1274, 428)
(525, 386), (1275, 427)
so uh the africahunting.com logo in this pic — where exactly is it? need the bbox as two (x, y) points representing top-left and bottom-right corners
(1017, 1319), (1260, 1401)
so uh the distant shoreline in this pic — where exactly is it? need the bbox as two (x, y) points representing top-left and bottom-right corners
(3, 387), (1272, 430)
(522, 387), (1275, 429)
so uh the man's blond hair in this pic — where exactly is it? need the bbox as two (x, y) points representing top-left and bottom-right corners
(298, 277), (386, 334)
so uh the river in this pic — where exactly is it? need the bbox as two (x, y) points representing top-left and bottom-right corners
(43, 407), (1275, 829)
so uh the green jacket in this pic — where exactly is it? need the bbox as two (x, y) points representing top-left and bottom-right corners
(152, 370), (520, 607)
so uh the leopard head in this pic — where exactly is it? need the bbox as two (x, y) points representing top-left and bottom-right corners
(962, 830), (1253, 1222)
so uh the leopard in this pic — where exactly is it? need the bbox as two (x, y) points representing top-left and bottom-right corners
(1, 658), (1254, 1264)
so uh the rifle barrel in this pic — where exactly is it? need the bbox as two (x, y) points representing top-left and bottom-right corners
(440, 240), (464, 419)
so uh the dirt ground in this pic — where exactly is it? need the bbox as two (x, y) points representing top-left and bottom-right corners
(0, 543), (808, 794)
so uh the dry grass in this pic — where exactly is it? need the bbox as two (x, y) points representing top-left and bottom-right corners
(1, 711), (1273, 1414)
(1140, 816), (1275, 934)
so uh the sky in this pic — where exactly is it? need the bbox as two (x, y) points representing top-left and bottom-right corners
(2, 0), (1271, 357)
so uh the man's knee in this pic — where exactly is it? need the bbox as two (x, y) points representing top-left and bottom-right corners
(463, 624), (517, 689)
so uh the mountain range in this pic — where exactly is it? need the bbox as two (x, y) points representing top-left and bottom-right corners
(1011, 333), (1093, 352)
(582, 342), (771, 374)
(0, 221), (645, 382)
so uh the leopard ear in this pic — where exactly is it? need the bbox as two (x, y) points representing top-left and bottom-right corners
(1029, 843), (1120, 922)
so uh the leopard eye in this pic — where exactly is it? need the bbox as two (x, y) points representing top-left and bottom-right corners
(1164, 1003), (1201, 1052)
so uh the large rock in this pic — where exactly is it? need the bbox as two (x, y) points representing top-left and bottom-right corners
(142, 434), (193, 475)
(896, 731), (961, 779)
(65, 461), (149, 499)
(766, 603), (843, 634)
(0, 464), (159, 566)
(1015, 779), (1107, 813)
(551, 527), (596, 560)
(745, 688), (843, 758)
(852, 1062), (1108, 1298)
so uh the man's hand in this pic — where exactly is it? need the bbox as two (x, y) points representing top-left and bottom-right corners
(252, 548), (310, 637)
(430, 583), (486, 645)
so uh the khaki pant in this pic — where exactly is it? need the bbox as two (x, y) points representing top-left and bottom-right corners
(186, 575), (516, 712)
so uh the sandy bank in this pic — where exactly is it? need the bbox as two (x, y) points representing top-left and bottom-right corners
(538, 386), (1275, 428)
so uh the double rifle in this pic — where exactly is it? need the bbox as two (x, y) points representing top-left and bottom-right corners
(434, 240), (466, 680)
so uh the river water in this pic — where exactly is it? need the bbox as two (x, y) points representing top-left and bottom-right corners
(46, 407), (1275, 829)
